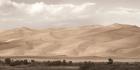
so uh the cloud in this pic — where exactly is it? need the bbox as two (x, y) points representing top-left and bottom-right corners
(21, 2), (95, 15)
(0, 0), (140, 28)
(0, 0), (9, 6)
(106, 7), (140, 15)
(0, 0), (96, 28)
(94, 7), (140, 25)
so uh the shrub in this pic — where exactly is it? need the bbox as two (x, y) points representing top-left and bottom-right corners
(107, 58), (113, 64)
(5, 58), (11, 65)
(23, 59), (29, 65)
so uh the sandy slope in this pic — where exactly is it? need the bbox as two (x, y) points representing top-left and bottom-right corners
(0, 24), (139, 58)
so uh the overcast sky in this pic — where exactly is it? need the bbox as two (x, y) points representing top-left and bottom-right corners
(0, 0), (140, 29)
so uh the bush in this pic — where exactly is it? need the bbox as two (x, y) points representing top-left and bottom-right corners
(107, 58), (113, 64)
(5, 58), (11, 65)
(23, 59), (29, 65)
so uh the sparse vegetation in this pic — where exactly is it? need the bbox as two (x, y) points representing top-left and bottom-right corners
(5, 58), (12, 65)
(0, 58), (139, 70)
(107, 58), (113, 64)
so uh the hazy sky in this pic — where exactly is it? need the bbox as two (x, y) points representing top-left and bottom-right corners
(0, 0), (140, 29)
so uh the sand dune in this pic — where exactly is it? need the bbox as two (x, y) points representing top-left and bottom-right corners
(0, 24), (139, 58)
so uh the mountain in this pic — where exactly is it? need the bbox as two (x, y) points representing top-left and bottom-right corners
(0, 24), (140, 58)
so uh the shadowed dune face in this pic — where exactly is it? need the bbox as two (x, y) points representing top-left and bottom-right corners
(0, 24), (140, 58)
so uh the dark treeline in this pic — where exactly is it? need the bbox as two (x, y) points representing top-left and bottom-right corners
(1, 58), (97, 66)
(0, 58), (140, 70)
(0, 58), (114, 67)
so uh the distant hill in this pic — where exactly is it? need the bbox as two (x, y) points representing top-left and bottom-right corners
(0, 24), (139, 58)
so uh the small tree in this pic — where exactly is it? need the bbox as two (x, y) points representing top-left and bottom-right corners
(62, 59), (66, 65)
(23, 59), (28, 65)
(5, 58), (12, 65)
(107, 58), (113, 64)
(31, 60), (35, 63)
(68, 61), (72, 65)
